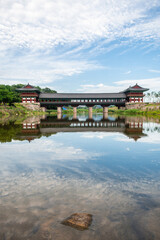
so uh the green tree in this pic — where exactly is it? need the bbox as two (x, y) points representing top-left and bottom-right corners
(0, 84), (57, 104)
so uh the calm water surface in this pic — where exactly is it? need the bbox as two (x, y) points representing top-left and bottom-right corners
(0, 114), (160, 240)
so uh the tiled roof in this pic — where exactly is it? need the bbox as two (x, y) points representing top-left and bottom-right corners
(39, 93), (126, 99)
(17, 85), (40, 92)
(123, 84), (149, 92)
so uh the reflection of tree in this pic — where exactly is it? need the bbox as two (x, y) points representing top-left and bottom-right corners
(145, 126), (160, 133)
(0, 123), (22, 143)
(1, 115), (159, 143)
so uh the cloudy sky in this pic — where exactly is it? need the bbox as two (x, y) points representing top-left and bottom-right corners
(0, 0), (160, 92)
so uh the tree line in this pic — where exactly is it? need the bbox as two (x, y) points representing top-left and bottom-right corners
(0, 84), (57, 104)
(144, 91), (160, 103)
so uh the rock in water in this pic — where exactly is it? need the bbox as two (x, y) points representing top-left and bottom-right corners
(61, 213), (92, 230)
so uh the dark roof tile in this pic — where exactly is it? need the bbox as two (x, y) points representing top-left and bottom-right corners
(39, 93), (126, 99)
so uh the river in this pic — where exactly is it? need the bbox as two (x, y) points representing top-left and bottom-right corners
(0, 114), (160, 240)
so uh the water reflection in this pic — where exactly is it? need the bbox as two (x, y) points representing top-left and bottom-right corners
(0, 114), (150, 143)
(0, 114), (160, 240)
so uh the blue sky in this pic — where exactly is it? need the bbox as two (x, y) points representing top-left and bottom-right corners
(0, 0), (160, 93)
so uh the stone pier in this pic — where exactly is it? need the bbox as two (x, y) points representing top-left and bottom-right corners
(103, 107), (108, 119)
(73, 106), (77, 119)
(57, 112), (62, 120)
(57, 107), (62, 119)
(88, 106), (93, 119)
(57, 106), (62, 114)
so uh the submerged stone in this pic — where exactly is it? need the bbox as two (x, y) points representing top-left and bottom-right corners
(61, 213), (92, 230)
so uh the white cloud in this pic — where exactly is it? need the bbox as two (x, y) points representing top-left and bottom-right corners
(0, 0), (160, 50)
(149, 69), (160, 74)
(115, 77), (160, 91)
(78, 83), (123, 93)
(0, 0), (160, 85)
(0, 52), (101, 86)
(149, 149), (160, 152)
(122, 15), (160, 43)
(124, 71), (131, 75)
(78, 77), (160, 93)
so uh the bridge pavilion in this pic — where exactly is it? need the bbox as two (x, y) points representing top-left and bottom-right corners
(17, 83), (149, 116)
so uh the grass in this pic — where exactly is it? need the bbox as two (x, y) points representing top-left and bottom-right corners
(0, 103), (45, 117)
(109, 108), (160, 118)
(1, 102), (160, 119)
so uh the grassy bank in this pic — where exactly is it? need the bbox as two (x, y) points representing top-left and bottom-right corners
(1, 102), (160, 119)
(109, 107), (160, 118)
(0, 105), (103, 117)
(0, 103), (45, 117)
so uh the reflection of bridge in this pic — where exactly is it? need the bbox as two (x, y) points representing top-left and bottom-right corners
(40, 119), (125, 133)
(19, 116), (147, 142)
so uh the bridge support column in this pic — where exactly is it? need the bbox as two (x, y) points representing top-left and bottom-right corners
(103, 107), (108, 119)
(57, 107), (62, 120)
(73, 106), (77, 120)
(88, 106), (93, 119)
(57, 106), (62, 114)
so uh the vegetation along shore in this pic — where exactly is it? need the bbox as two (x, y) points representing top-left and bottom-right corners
(1, 103), (160, 119)
(109, 103), (160, 118)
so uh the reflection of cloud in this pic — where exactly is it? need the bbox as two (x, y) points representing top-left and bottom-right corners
(81, 130), (160, 144)
(0, 125), (160, 239)
(115, 136), (133, 142)
(0, 163), (159, 240)
(149, 148), (160, 152)
(139, 132), (160, 144)
(114, 122), (160, 144)
(0, 138), (100, 164)
(80, 132), (121, 139)
(0, 137), (102, 177)
(115, 132), (160, 144)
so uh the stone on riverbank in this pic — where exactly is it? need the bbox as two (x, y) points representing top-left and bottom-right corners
(61, 213), (92, 230)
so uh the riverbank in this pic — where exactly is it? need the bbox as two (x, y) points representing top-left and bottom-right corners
(0, 103), (45, 117)
(1, 102), (160, 119)
(109, 103), (160, 118)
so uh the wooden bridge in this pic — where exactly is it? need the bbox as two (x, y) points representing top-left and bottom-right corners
(17, 83), (149, 117)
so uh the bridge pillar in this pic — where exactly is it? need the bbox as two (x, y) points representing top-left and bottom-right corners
(57, 106), (62, 114)
(73, 106), (77, 119)
(57, 112), (62, 120)
(57, 106), (62, 120)
(103, 107), (108, 119)
(88, 106), (93, 119)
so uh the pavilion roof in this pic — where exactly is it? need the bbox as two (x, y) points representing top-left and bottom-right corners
(123, 84), (149, 92)
(16, 84), (40, 92)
